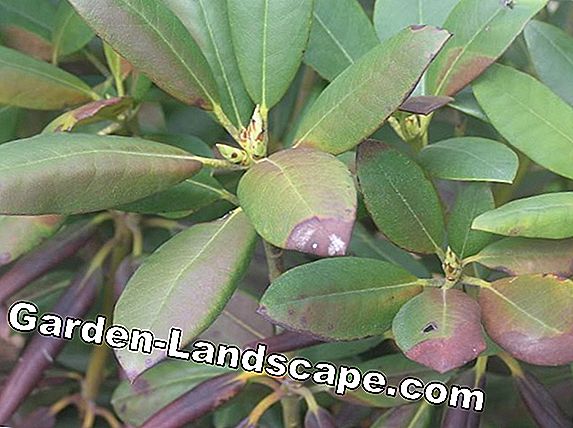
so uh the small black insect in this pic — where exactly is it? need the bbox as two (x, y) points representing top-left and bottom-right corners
(502, 0), (515, 9)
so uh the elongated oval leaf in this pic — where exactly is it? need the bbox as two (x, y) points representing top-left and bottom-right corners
(228, 0), (313, 109)
(472, 192), (573, 239)
(525, 20), (573, 106)
(474, 64), (573, 180)
(480, 275), (573, 365)
(238, 148), (356, 257)
(304, 0), (379, 81)
(426, 0), (547, 96)
(112, 362), (229, 427)
(0, 133), (202, 215)
(51, 0), (94, 62)
(373, 0), (459, 42)
(259, 257), (424, 340)
(0, 215), (64, 265)
(393, 288), (486, 373)
(0, 105), (19, 144)
(419, 137), (518, 183)
(294, 26), (451, 154)
(68, 0), (220, 110)
(166, 0), (253, 127)
(0, 46), (95, 110)
(448, 183), (495, 259)
(470, 237), (573, 276)
(114, 209), (257, 380)
(357, 140), (445, 254)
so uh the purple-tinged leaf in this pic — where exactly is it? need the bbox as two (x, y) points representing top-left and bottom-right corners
(393, 288), (486, 373)
(399, 96), (453, 115)
(372, 403), (432, 428)
(13, 407), (56, 428)
(480, 275), (573, 366)
(238, 148), (356, 257)
(245, 330), (323, 355)
(305, 406), (337, 428)
(441, 370), (486, 428)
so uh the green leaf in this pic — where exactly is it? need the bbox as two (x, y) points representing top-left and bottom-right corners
(43, 97), (133, 133)
(114, 209), (257, 380)
(524, 20), (573, 106)
(349, 223), (430, 278)
(238, 148), (356, 257)
(419, 137), (518, 183)
(228, 0), (313, 110)
(294, 25), (451, 155)
(447, 183), (494, 259)
(393, 288), (486, 373)
(112, 361), (229, 427)
(51, 0), (94, 62)
(426, 0), (547, 96)
(373, 0), (459, 42)
(0, 133), (202, 215)
(259, 257), (423, 340)
(0, 46), (95, 110)
(68, 0), (220, 110)
(304, 0), (379, 81)
(480, 275), (573, 365)
(165, 0), (253, 127)
(0, 105), (19, 144)
(201, 289), (274, 347)
(357, 140), (445, 254)
(0, 215), (64, 265)
(469, 237), (573, 277)
(474, 64), (573, 181)
(472, 192), (573, 239)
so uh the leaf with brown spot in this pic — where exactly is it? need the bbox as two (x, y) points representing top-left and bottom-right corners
(259, 257), (424, 340)
(469, 237), (573, 276)
(399, 95), (453, 115)
(480, 275), (573, 366)
(392, 288), (486, 373)
(426, 0), (547, 96)
(238, 148), (356, 257)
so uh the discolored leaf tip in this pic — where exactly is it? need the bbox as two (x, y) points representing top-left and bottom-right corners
(286, 216), (354, 257)
(406, 337), (486, 374)
(357, 139), (390, 160)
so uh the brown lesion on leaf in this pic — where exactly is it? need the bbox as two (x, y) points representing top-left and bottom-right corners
(286, 216), (354, 257)
(1, 26), (53, 61)
(436, 48), (495, 97)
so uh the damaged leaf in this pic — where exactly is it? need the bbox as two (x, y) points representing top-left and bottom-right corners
(294, 26), (451, 154)
(357, 140), (445, 254)
(0, 133), (202, 215)
(399, 96), (453, 115)
(472, 192), (573, 239)
(392, 288), (486, 373)
(259, 257), (424, 340)
(426, 0), (547, 96)
(479, 275), (573, 366)
(114, 209), (257, 380)
(238, 148), (356, 257)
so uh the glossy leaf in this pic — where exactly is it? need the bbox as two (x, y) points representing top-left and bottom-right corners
(472, 192), (573, 239)
(469, 237), (573, 276)
(426, 0), (547, 96)
(373, 0), (459, 42)
(114, 209), (257, 380)
(357, 140), (445, 254)
(165, 0), (253, 127)
(419, 137), (518, 183)
(349, 223), (430, 277)
(294, 26), (451, 154)
(0, 0), (56, 60)
(51, 0), (94, 62)
(238, 148), (356, 257)
(0, 46), (95, 110)
(43, 97), (133, 133)
(304, 0), (379, 81)
(68, 0), (220, 110)
(228, 0), (313, 109)
(525, 20), (573, 106)
(259, 257), (423, 340)
(474, 64), (573, 180)
(393, 288), (486, 373)
(480, 275), (573, 365)
(201, 289), (274, 347)
(0, 133), (202, 215)
(0, 215), (64, 265)
(447, 183), (495, 259)
(112, 362), (228, 427)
